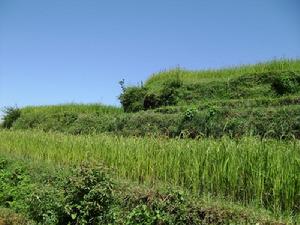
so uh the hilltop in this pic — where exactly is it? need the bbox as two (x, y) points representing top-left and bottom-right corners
(145, 59), (300, 89)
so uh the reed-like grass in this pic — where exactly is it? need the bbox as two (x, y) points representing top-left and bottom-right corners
(146, 59), (300, 89)
(0, 130), (299, 214)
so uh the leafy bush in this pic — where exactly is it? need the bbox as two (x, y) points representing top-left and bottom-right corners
(126, 204), (159, 225)
(179, 107), (222, 138)
(125, 189), (195, 225)
(1, 107), (21, 128)
(63, 163), (114, 225)
(27, 163), (116, 225)
(111, 112), (181, 137)
(183, 108), (198, 121)
(119, 79), (182, 112)
(27, 185), (64, 225)
(143, 93), (161, 110)
(160, 79), (182, 106)
(0, 159), (34, 213)
(271, 73), (300, 95)
(119, 86), (148, 112)
(68, 114), (112, 135)
(0, 155), (297, 224)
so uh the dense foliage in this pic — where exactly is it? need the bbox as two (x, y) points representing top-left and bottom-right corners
(0, 155), (295, 224)
(120, 71), (300, 111)
(119, 79), (183, 112)
(1, 130), (299, 216)
(1, 60), (300, 224)
(8, 104), (300, 139)
(1, 106), (21, 128)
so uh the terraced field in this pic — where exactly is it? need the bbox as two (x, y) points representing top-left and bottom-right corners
(1, 59), (300, 224)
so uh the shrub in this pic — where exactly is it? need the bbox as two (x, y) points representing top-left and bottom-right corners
(125, 190), (190, 225)
(179, 107), (222, 138)
(63, 163), (114, 225)
(143, 93), (161, 110)
(119, 86), (148, 112)
(67, 114), (112, 135)
(126, 204), (158, 225)
(111, 112), (181, 137)
(183, 108), (198, 121)
(160, 79), (182, 106)
(271, 73), (300, 95)
(27, 185), (64, 225)
(0, 160), (34, 213)
(1, 107), (21, 129)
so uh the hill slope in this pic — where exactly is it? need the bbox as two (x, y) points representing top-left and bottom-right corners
(145, 59), (300, 89)
(2, 59), (300, 138)
(1, 59), (300, 224)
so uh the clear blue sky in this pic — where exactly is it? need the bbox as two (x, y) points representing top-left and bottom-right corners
(1, 0), (300, 110)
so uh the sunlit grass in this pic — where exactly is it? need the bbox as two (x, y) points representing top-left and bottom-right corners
(0, 130), (299, 214)
(146, 59), (300, 89)
(21, 103), (122, 115)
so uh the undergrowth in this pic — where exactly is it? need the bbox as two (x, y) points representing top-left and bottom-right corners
(0, 155), (296, 224)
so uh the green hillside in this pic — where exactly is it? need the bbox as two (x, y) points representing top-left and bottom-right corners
(1, 59), (300, 224)
(3, 59), (300, 139)
(145, 59), (300, 89)
(21, 103), (122, 115)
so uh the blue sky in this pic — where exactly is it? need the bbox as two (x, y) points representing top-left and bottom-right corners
(0, 0), (300, 110)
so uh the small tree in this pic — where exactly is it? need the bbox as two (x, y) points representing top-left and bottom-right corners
(119, 80), (148, 112)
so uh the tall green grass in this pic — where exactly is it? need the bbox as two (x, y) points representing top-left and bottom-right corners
(146, 59), (300, 89)
(21, 103), (122, 115)
(0, 130), (299, 214)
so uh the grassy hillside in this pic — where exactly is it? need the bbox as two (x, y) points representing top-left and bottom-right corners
(21, 103), (122, 115)
(145, 59), (300, 89)
(1, 59), (300, 139)
(1, 59), (300, 224)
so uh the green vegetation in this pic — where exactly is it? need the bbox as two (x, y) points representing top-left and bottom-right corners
(145, 59), (300, 88)
(1, 107), (21, 129)
(21, 103), (122, 115)
(0, 154), (296, 225)
(9, 103), (300, 138)
(0, 208), (34, 225)
(1, 59), (300, 224)
(120, 70), (300, 111)
(0, 130), (299, 216)
(5, 60), (299, 139)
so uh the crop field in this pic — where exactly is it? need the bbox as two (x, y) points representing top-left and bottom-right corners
(0, 129), (299, 215)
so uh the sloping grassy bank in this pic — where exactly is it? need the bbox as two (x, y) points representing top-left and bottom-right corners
(145, 59), (300, 89)
(21, 103), (122, 115)
(2, 60), (300, 139)
(9, 104), (300, 138)
(0, 130), (299, 216)
(120, 70), (300, 111)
